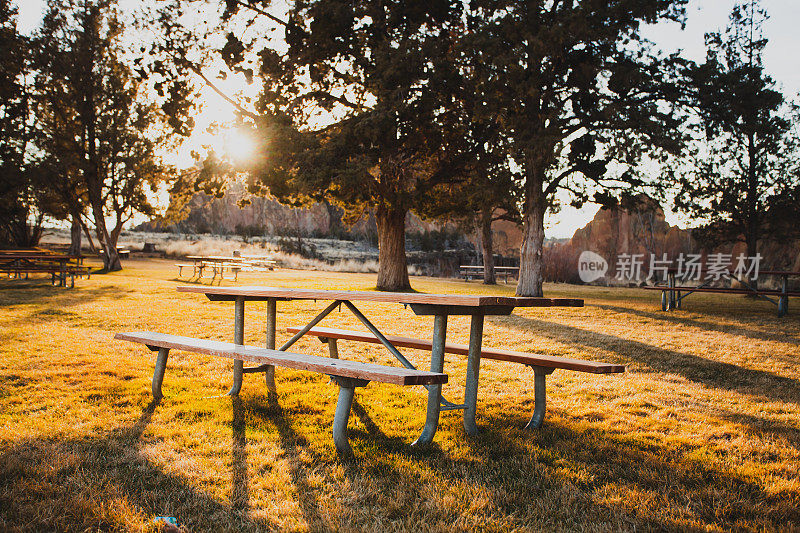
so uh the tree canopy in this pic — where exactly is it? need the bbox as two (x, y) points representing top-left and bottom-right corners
(671, 0), (800, 260)
(32, 0), (173, 269)
(462, 0), (688, 295)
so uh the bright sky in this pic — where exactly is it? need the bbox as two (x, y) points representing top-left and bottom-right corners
(14, 0), (800, 237)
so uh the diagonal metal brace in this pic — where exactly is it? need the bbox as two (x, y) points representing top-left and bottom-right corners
(341, 300), (460, 408)
(244, 300), (342, 373)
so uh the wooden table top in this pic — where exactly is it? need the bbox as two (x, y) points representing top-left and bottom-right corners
(0, 253), (79, 261)
(186, 255), (249, 262)
(176, 285), (584, 308)
(460, 265), (519, 269)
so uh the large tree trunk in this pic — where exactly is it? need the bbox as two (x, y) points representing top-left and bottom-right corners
(375, 205), (410, 291)
(68, 215), (82, 256)
(480, 209), (496, 285)
(516, 198), (546, 297)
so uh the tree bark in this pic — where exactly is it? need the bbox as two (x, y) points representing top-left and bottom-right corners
(480, 209), (496, 285)
(69, 214), (82, 256)
(89, 199), (121, 271)
(375, 205), (411, 291)
(516, 198), (546, 297)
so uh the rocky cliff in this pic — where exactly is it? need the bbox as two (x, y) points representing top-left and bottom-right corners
(142, 181), (443, 238)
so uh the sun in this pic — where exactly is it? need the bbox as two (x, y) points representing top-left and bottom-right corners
(221, 127), (257, 163)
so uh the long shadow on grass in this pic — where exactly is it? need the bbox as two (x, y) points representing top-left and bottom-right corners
(243, 395), (325, 530)
(0, 398), (276, 532)
(231, 397), (249, 516)
(453, 413), (800, 530)
(350, 400), (418, 453)
(715, 409), (800, 449)
(590, 303), (800, 345)
(0, 284), (135, 309)
(495, 314), (800, 406)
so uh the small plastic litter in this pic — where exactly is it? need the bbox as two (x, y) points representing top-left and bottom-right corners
(153, 516), (180, 530)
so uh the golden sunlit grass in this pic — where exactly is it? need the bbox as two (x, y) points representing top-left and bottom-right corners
(1, 259), (799, 531)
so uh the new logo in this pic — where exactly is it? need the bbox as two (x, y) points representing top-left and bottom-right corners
(578, 251), (608, 283)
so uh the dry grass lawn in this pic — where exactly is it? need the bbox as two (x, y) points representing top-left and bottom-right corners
(1, 258), (799, 532)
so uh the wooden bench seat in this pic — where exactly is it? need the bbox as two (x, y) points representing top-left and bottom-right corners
(114, 331), (447, 455)
(286, 326), (625, 429)
(175, 263), (202, 278)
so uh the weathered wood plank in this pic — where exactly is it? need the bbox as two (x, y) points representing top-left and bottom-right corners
(114, 331), (448, 386)
(176, 285), (584, 308)
(286, 326), (626, 374)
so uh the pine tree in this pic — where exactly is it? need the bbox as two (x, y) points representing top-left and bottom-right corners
(671, 0), (800, 262)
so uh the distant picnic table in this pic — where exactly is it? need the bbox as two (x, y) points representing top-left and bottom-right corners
(0, 250), (89, 288)
(642, 268), (800, 317)
(179, 255), (276, 282)
(460, 265), (520, 282)
(115, 285), (626, 456)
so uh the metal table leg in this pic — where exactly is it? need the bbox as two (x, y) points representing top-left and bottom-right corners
(668, 272), (675, 310)
(413, 314), (447, 446)
(264, 298), (277, 393)
(227, 296), (245, 396)
(152, 348), (169, 400)
(463, 313), (484, 436)
(778, 275), (789, 317)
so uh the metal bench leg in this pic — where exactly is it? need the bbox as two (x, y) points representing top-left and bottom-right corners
(524, 367), (554, 430)
(331, 377), (369, 456)
(661, 290), (667, 311)
(326, 338), (340, 359)
(413, 314), (447, 446)
(228, 297), (245, 396)
(463, 313), (484, 436)
(152, 348), (170, 399)
(778, 276), (788, 317)
(264, 298), (277, 394)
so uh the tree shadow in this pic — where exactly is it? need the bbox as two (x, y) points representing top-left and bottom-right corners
(493, 314), (800, 407)
(590, 302), (800, 345)
(0, 398), (277, 532)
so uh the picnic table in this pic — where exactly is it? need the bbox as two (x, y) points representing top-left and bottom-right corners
(643, 268), (800, 317)
(116, 285), (630, 455)
(180, 255), (276, 282)
(0, 251), (88, 287)
(460, 265), (519, 283)
(175, 286), (583, 440)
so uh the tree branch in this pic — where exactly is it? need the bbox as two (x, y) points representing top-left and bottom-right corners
(232, 0), (288, 27)
(188, 63), (259, 120)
